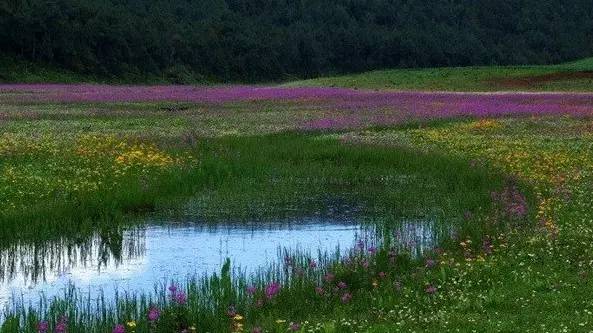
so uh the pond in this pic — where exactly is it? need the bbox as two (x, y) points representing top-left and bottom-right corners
(0, 214), (440, 311)
(0, 216), (365, 308)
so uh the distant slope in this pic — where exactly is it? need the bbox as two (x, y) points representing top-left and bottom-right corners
(289, 58), (593, 92)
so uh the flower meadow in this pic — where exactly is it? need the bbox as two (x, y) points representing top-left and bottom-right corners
(1, 84), (593, 332)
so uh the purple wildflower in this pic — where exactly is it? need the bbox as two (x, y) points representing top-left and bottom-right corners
(425, 259), (436, 269)
(315, 287), (324, 295)
(425, 285), (437, 295)
(289, 322), (301, 331)
(265, 282), (281, 300)
(37, 321), (49, 333)
(148, 307), (160, 322)
(341, 292), (352, 303)
(246, 286), (257, 295)
(227, 305), (237, 317)
(337, 281), (348, 289)
(174, 291), (187, 305)
(54, 316), (68, 333)
(113, 324), (125, 333)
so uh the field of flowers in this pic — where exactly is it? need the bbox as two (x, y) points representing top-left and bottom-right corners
(1, 83), (593, 332)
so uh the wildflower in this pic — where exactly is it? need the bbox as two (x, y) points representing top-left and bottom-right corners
(168, 284), (178, 294)
(55, 316), (68, 333)
(289, 322), (301, 331)
(246, 286), (257, 295)
(356, 240), (365, 250)
(126, 321), (136, 329)
(113, 324), (125, 333)
(233, 314), (244, 321)
(368, 246), (377, 254)
(324, 273), (335, 282)
(425, 258), (436, 269)
(394, 280), (402, 291)
(425, 285), (437, 295)
(148, 307), (160, 322)
(227, 305), (237, 317)
(361, 260), (370, 269)
(315, 287), (324, 295)
(37, 321), (49, 333)
(265, 282), (281, 300)
(378, 271), (386, 278)
(174, 291), (187, 305)
(251, 327), (262, 333)
(372, 280), (379, 288)
(275, 319), (286, 324)
(337, 281), (347, 289)
(309, 260), (317, 268)
(255, 299), (264, 308)
(341, 292), (352, 303)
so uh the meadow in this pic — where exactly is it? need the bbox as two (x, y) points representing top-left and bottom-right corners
(1, 63), (593, 332)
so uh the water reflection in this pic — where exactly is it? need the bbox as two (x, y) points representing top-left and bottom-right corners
(0, 215), (445, 309)
(0, 217), (366, 308)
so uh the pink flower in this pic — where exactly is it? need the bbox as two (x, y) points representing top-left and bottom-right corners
(265, 282), (281, 300)
(368, 246), (377, 254)
(315, 287), (324, 295)
(425, 259), (436, 269)
(148, 307), (160, 322)
(37, 321), (49, 333)
(246, 286), (257, 295)
(337, 281), (347, 289)
(309, 260), (317, 268)
(168, 284), (178, 294)
(289, 322), (301, 331)
(55, 316), (68, 333)
(113, 324), (125, 333)
(341, 292), (352, 303)
(227, 305), (237, 317)
(252, 327), (262, 333)
(425, 285), (437, 295)
(378, 272), (386, 278)
(174, 291), (187, 305)
(324, 273), (335, 282)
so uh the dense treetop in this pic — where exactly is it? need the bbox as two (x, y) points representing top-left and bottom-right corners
(1, 0), (592, 82)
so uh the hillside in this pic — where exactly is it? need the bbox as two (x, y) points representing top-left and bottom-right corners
(290, 58), (593, 92)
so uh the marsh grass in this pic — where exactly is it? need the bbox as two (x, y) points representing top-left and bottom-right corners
(0, 128), (524, 332)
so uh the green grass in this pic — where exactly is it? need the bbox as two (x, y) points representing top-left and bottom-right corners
(2, 64), (593, 332)
(1, 131), (514, 333)
(289, 57), (593, 92)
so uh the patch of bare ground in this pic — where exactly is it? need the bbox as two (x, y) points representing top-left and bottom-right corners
(490, 71), (593, 89)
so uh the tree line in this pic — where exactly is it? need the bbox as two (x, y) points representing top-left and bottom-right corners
(1, 0), (592, 82)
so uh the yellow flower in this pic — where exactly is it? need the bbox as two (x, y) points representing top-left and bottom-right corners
(233, 314), (244, 321)
(126, 320), (137, 328)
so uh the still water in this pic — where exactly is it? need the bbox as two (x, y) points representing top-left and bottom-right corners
(0, 217), (368, 308)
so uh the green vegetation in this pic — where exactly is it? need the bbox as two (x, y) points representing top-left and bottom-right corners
(1, 1), (592, 82)
(292, 57), (593, 91)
